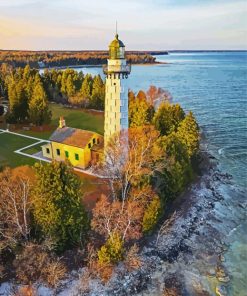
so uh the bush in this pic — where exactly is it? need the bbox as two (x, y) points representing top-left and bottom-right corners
(124, 244), (142, 272)
(142, 196), (161, 234)
(14, 243), (66, 287)
(98, 232), (124, 264)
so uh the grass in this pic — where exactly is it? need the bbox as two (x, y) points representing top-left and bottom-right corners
(18, 103), (104, 139)
(22, 142), (47, 155)
(0, 104), (105, 202)
(0, 133), (37, 168)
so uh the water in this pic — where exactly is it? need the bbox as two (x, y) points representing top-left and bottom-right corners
(73, 52), (247, 294)
(81, 52), (247, 188)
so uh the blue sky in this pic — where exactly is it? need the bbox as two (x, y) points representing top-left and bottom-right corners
(0, 0), (246, 50)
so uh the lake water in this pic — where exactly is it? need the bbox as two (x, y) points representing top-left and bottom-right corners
(74, 52), (247, 295)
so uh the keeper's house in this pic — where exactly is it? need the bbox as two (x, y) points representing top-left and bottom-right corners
(42, 117), (103, 169)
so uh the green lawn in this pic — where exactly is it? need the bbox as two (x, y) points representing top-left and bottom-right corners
(18, 103), (104, 139)
(1, 104), (104, 168)
(22, 142), (46, 155)
(0, 133), (37, 168)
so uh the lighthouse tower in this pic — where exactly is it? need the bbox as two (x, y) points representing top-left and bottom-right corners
(103, 33), (131, 145)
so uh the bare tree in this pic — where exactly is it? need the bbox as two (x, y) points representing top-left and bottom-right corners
(0, 168), (32, 249)
(102, 126), (165, 203)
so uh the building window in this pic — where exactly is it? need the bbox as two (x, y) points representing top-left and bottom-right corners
(93, 138), (96, 144)
(97, 138), (100, 144)
(65, 151), (69, 158)
(75, 153), (79, 161)
(56, 149), (60, 156)
(88, 143), (91, 149)
(46, 148), (50, 154)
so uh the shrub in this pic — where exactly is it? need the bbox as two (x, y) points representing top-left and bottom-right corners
(124, 244), (142, 272)
(98, 232), (124, 264)
(14, 243), (66, 287)
(142, 196), (161, 234)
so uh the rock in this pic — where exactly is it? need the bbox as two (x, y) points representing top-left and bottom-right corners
(207, 268), (216, 277)
(219, 254), (225, 262)
(216, 284), (227, 296)
(218, 276), (230, 283)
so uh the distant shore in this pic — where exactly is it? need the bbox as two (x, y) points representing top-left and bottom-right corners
(39, 61), (168, 71)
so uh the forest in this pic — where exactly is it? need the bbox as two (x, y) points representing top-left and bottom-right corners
(0, 64), (200, 292)
(0, 50), (162, 68)
(0, 63), (105, 126)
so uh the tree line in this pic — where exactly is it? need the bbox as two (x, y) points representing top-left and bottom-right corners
(0, 86), (200, 290)
(0, 64), (105, 125)
(0, 50), (156, 68)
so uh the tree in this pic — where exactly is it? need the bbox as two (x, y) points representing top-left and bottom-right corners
(66, 74), (76, 97)
(98, 232), (124, 264)
(7, 78), (28, 123)
(129, 93), (154, 127)
(80, 74), (92, 104)
(157, 132), (193, 199)
(32, 161), (89, 252)
(142, 195), (161, 234)
(28, 80), (51, 125)
(177, 111), (200, 158)
(102, 126), (164, 202)
(90, 74), (105, 109)
(153, 102), (185, 136)
(0, 167), (33, 250)
(91, 195), (143, 243)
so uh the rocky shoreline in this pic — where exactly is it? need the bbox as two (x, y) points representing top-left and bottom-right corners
(1, 150), (245, 296)
(81, 149), (246, 296)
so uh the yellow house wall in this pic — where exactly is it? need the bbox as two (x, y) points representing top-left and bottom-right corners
(48, 133), (103, 169)
(51, 142), (87, 168)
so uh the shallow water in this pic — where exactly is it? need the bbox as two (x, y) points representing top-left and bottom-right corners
(74, 52), (247, 294)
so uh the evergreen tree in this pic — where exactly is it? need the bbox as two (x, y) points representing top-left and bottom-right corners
(66, 74), (76, 97)
(90, 74), (105, 109)
(80, 74), (92, 102)
(153, 102), (185, 136)
(32, 161), (89, 252)
(7, 78), (28, 122)
(129, 94), (154, 127)
(177, 111), (200, 158)
(28, 80), (51, 125)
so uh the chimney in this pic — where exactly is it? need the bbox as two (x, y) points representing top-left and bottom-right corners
(59, 116), (66, 128)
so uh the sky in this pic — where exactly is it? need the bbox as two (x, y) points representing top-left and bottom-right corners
(0, 0), (246, 50)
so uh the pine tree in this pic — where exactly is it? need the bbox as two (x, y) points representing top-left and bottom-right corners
(28, 80), (51, 125)
(153, 102), (185, 136)
(129, 93), (154, 127)
(177, 111), (200, 158)
(32, 161), (89, 252)
(80, 74), (92, 102)
(90, 74), (105, 109)
(66, 74), (75, 97)
(7, 78), (28, 123)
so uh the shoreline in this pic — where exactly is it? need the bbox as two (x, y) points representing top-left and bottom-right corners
(2, 145), (245, 295)
(38, 61), (168, 71)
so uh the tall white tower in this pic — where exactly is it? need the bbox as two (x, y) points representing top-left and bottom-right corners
(103, 33), (131, 145)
